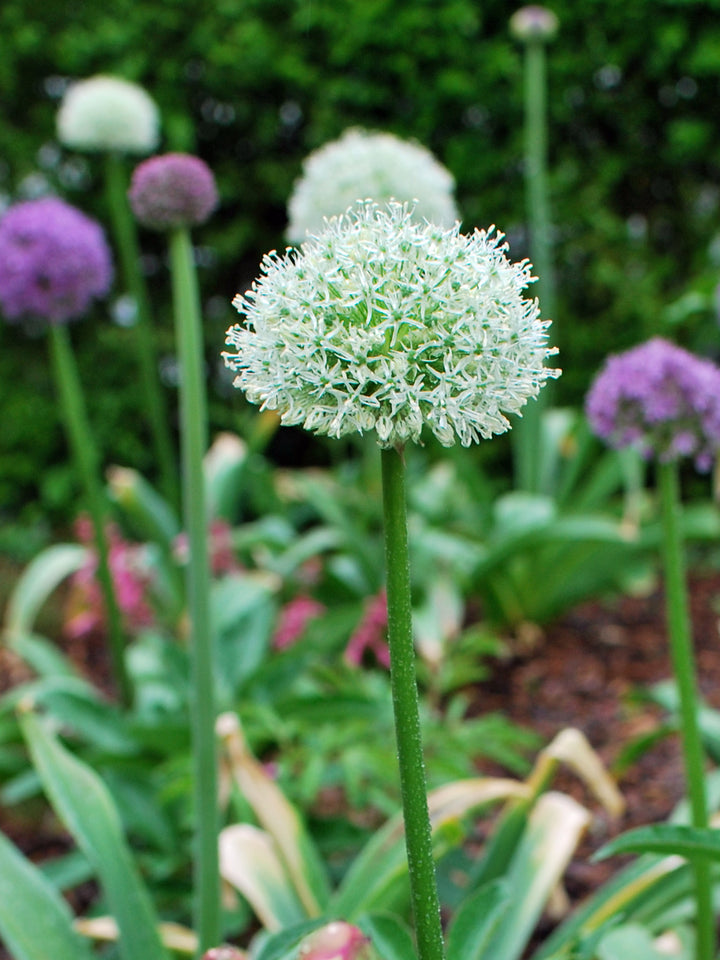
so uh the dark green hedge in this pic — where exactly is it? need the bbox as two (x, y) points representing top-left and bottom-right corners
(2, 0), (720, 527)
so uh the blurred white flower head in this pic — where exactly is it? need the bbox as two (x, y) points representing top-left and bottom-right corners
(57, 75), (160, 154)
(286, 128), (459, 242)
(224, 200), (559, 449)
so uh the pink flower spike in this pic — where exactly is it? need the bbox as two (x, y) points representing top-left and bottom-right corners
(273, 595), (326, 650)
(344, 590), (389, 668)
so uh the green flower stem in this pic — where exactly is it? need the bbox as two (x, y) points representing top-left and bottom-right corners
(48, 324), (131, 706)
(105, 152), (178, 507)
(515, 37), (556, 494)
(380, 446), (445, 960)
(168, 227), (220, 954)
(658, 460), (714, 960)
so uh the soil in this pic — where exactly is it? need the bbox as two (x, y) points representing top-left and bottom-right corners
(2, 569), (720, 956)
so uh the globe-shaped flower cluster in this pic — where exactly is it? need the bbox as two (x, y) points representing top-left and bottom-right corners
(0, 197), (113, 325)
(586, 337), (720, 471)
(286, 128), (459, 243)
(129, 153), (218, 231)
(224, 200), (559, 449)
(57, 75), (160, 155)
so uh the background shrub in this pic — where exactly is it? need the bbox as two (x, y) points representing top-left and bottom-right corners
(2, 0), (720, 528)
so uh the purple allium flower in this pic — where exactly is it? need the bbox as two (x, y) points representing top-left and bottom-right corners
(586, 337), (720, 472)
(128, 153), (218, 231)
(0, 197), (113, 324)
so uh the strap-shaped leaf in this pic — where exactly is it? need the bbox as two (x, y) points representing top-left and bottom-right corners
(0, 831), (95, 960)
(445, 879), (510, 960)
(4, 544), (87, 639)
(219, 824), (308, 931)
(594, 824), (720, 863)
(20, 710), (169, 960)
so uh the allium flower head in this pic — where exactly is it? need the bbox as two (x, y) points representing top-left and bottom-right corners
(287, 128), (459, 242)
(224, 201), (559, 448)
(129, 153), (218, 230)
(586, 337), (720, 472)
(509, 6), (559, 41)
(57, 75), (160, 154)
(0, 197), (113, 325)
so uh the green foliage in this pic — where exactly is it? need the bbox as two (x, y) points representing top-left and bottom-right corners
(3, 0), (720, 521)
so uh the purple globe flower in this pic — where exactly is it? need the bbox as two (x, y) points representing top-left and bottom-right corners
(128, 153), (218, 231)
(0, 197), (113, 325)
(586, 337), (720, 471)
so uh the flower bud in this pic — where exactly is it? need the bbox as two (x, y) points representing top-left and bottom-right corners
(509, 6), (559, 42)
(201, 947), (246, 960)
(297, 922), (370, 960)
(129, 153), (218, 231)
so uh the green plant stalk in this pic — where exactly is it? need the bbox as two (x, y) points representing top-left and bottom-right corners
(105, 152), (178, 507)
(168, 227), (220, 954)
(380, 446), (445, 960)
(48, 324), (131, 706)
(515, 37), (556, 494)
(658, 460), (714, 960)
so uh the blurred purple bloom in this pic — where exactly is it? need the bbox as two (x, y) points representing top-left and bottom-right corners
(586, 337), (720, 471)
(128, 152), (218, 230)
(0, 197), (112, 324)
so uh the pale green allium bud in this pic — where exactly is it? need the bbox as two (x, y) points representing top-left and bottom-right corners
(287, 128), (458, 242)
(224, 200), (559, 449)
(57, 75), (160, 154)
(510, 6), (559, 41)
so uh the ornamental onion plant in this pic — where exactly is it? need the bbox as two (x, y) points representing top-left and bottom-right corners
(223, 200), (559, 960)
(587, 336), (720, 960)
(510, 6), (559, 493)
(0, 196), (131, 703)
(129, 151), (221, 954)
(57, 75), (178, 506)
(286, 127), (459, 243)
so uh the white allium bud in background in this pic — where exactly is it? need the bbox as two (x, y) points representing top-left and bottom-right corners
(224, 200), (559, 449)
(509, 6), (559, 42)
(57, 75), (160, 154)
(286, 128), (459, 242)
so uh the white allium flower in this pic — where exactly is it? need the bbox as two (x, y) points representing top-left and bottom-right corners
(224, 201), (559, 449)
(57, 75), (160, 154)
(286, 128), (459, 243)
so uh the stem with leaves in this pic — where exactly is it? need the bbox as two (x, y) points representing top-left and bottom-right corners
(168, 226), (220, 954)
(658, 460), (714, 960)
(48, 323), (131, 706)
(380, 445), (445, 960)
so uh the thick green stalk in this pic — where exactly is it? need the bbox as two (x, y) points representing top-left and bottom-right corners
(658, 460), (714, 960)
(380, 446), (445, 960)
(105, 152), (178, 507)
(48, 324), (131, 705)
(514, 38), (556, 494)
(168, 227), (220, 954)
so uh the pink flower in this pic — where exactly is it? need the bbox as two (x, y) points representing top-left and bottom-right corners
(173, 520), (242, 576)
(65, 518), (155, 639)
(129, 152), (218, 230)
(297, 922), (370, 960)
(344, 590), (390, 668)
(273, 595), (326, 650)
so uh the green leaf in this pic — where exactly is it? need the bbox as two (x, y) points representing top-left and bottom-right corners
(253, 918), (329, 960)
(3, 544), (87, 638)
(594, 824), (720, 863)
(445, 880), (510, 960)
(20, 710), (169, 960)
(0, 831), (95, 960)
(596, 922), (690, 960)
(357, 912), (417, 960)
(480, 793), (590, 960)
